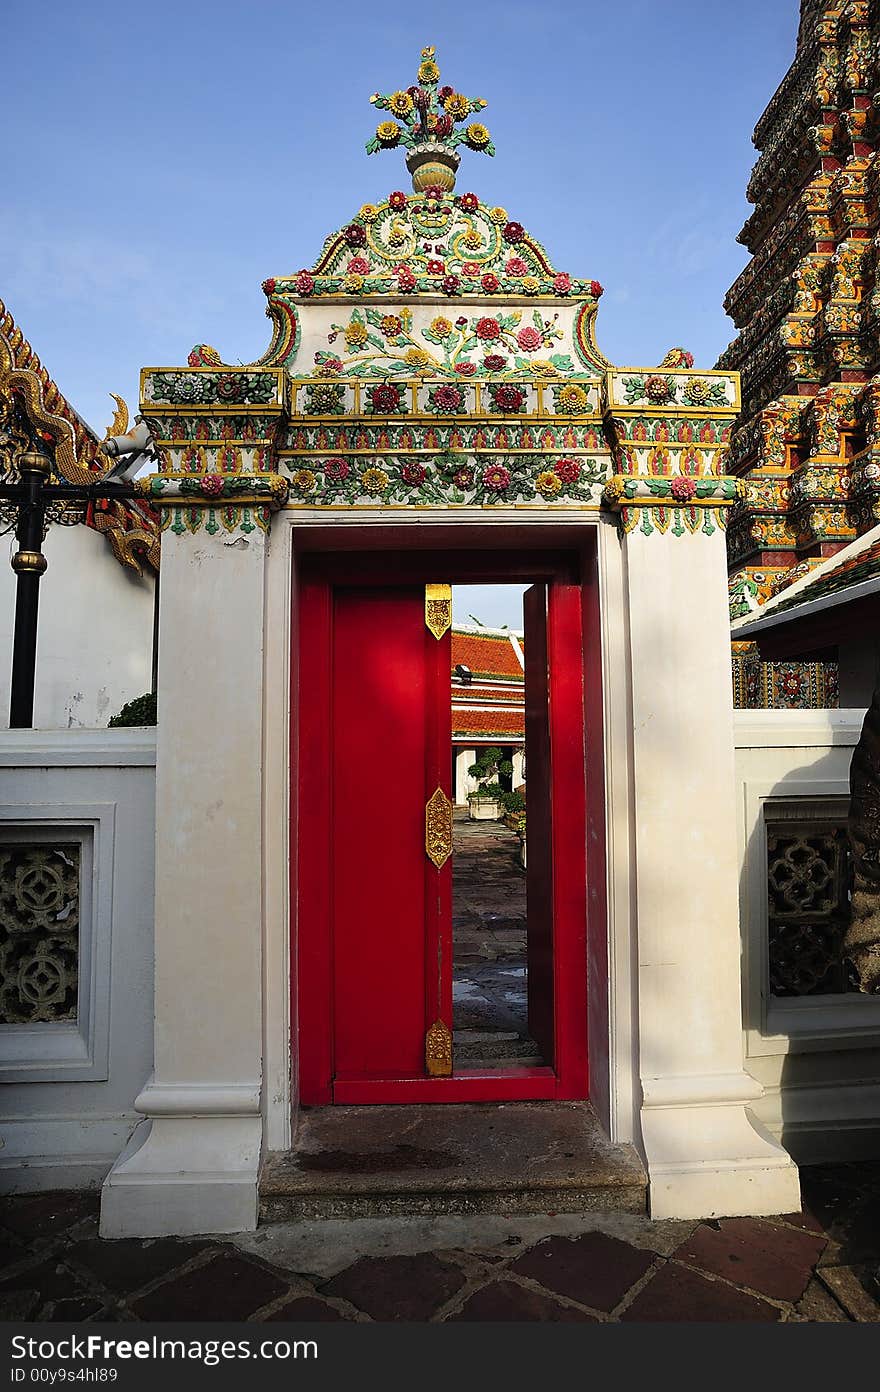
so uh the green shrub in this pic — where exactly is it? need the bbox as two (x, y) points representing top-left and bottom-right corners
(108, 692), (157, 727)
(499, 789), (526, 813)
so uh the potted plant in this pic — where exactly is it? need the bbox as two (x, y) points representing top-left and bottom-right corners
(466, 747), (511, 820)
(515, 811), (527, 868)
(499, 788), (526, 831)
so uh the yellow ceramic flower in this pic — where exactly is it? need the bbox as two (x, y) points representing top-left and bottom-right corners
(314, 360), (342, 378)
(463, 228), (482, 249)
(444, 92), (471, 121)
(359, 204), (378, 223)
(389, 90), (413, 117)
(362, 467), (390, 495)
(522, 275), (540, 295)
(404, 346), (433, 369)
(430, 316), (453, 337)
(535, 471), (562, 497)
(558, 383), (589, 411)
(418, 59), (440, 83)
(466, 123), (491, 148)
(344, 319), (369, 347)
(291, 468), (316, 493)
(489, 206), (508, 225)
(343, 272), (365, 294)
(530, 360), (558, 376)
(376, 121), (400, 145)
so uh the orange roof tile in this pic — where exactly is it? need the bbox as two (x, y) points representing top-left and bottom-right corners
(451, 630), (523, 680)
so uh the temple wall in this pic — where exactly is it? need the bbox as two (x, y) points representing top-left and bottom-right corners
(0, 730), (156, 1190)
(734, 708), (880, 1161)
(0, 525), (155, 730)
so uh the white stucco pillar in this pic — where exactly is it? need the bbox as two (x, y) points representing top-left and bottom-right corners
(454, 747), (476, 805)
(624, 525), (800, 1219)
(100, 524), (269, 1236)
(512, 748), (525, 787)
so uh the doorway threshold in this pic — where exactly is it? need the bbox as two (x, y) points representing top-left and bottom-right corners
(260, 1102), (646, 1222)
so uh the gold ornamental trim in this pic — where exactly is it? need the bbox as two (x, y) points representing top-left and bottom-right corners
(11, 550), (47, 575)
(425, 786), (453, 868)
(425, 582), (452, 640)
(425, 1019), (452, 1077)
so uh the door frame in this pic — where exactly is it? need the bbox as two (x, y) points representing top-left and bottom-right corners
(292, 543), (602, 1104)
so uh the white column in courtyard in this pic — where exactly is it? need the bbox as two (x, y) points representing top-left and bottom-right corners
(100, 471), (283, 1235)
(455, 748), (476, 805)
(615, 493), (800, 1218)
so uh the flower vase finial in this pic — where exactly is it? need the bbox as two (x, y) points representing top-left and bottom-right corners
(366, 47), (494, 193)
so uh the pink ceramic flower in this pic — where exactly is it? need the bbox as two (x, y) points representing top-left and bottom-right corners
(516, 326), (542, 352)
(348, 256), (369, 275)
(483, 463), (511, 491)
(200, 474), (224, 498)
(481, 272), (500, 293)
(476, 317), (502, 341)
(505, 257), (528, 277)
(670, 475), (697, 502)
(295, 270), (315, 295)
(553, 273), (571, 295)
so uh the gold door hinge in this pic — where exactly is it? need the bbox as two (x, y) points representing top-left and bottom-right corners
(425, 1019), (452, 1077)
(425, 786), (453, 868)
(425, 582), (452, 640)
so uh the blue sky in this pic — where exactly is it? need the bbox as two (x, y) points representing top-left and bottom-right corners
(5, 0), (797, 439)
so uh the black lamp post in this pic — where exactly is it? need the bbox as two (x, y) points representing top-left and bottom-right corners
(1, 449), (138, 728)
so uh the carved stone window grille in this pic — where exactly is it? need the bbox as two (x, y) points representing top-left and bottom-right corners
(0, 843), (80, 1024)
(766, 810), (859, 998)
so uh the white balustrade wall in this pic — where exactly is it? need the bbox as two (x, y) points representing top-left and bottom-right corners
(735, 709), (880, 1162)
(0, 730), (156, 1191)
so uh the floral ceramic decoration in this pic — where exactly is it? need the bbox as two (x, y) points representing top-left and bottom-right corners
(284, 451), (607, 507)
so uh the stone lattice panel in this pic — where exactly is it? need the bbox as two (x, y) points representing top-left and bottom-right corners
(0, 843), (80, 1023)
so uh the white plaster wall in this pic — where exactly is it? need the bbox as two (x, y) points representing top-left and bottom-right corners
(734, 709), (880, 1161)
(0, 524), (155, 730)
(0, 730), (156, 1190)
(454, 747), (476, 805)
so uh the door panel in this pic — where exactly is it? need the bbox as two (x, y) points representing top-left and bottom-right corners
(295, 553), (592, 1106)
(524, 583), (554, 1063)
(331, 586), (453, 1087)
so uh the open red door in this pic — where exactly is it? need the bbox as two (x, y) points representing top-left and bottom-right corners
(523, 582), (554, 1064)
(296, 553), (589, 1105)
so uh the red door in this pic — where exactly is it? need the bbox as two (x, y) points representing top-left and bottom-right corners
(295, 554), (590, 1105)
(331, 585), (451, 1090)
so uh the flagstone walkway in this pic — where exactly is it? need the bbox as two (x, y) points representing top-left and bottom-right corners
(1, 1162), (878, 1322)
(451, 812), (536, 1065)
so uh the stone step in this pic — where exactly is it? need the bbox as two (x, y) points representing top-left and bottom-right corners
(260, 1101), (647, 1222)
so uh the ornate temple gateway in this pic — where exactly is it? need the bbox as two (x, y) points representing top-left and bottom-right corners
(92, 48), (805, 1236)
(6, 45), (830, 1236)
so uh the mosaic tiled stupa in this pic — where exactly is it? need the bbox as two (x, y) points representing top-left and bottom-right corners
(138, 48), (739, 540)
(720, 0), (880, 619)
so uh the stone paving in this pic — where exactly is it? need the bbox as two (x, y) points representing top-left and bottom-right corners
(2, 1162), (879, 1321)
(452, 812), (536, 1065)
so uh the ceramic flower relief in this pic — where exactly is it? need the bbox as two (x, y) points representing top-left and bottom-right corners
(314, 308), (576, 381)
(283, 451), (607, 507)
(552, 382), (592, 414)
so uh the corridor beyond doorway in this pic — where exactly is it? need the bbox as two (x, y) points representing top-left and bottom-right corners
(452, 810), (541, 1069)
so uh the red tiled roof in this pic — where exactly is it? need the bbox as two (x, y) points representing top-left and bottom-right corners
(451, 630), (523, 680)
(452, 708), (525, 738)
(452, 683), (524, 705)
